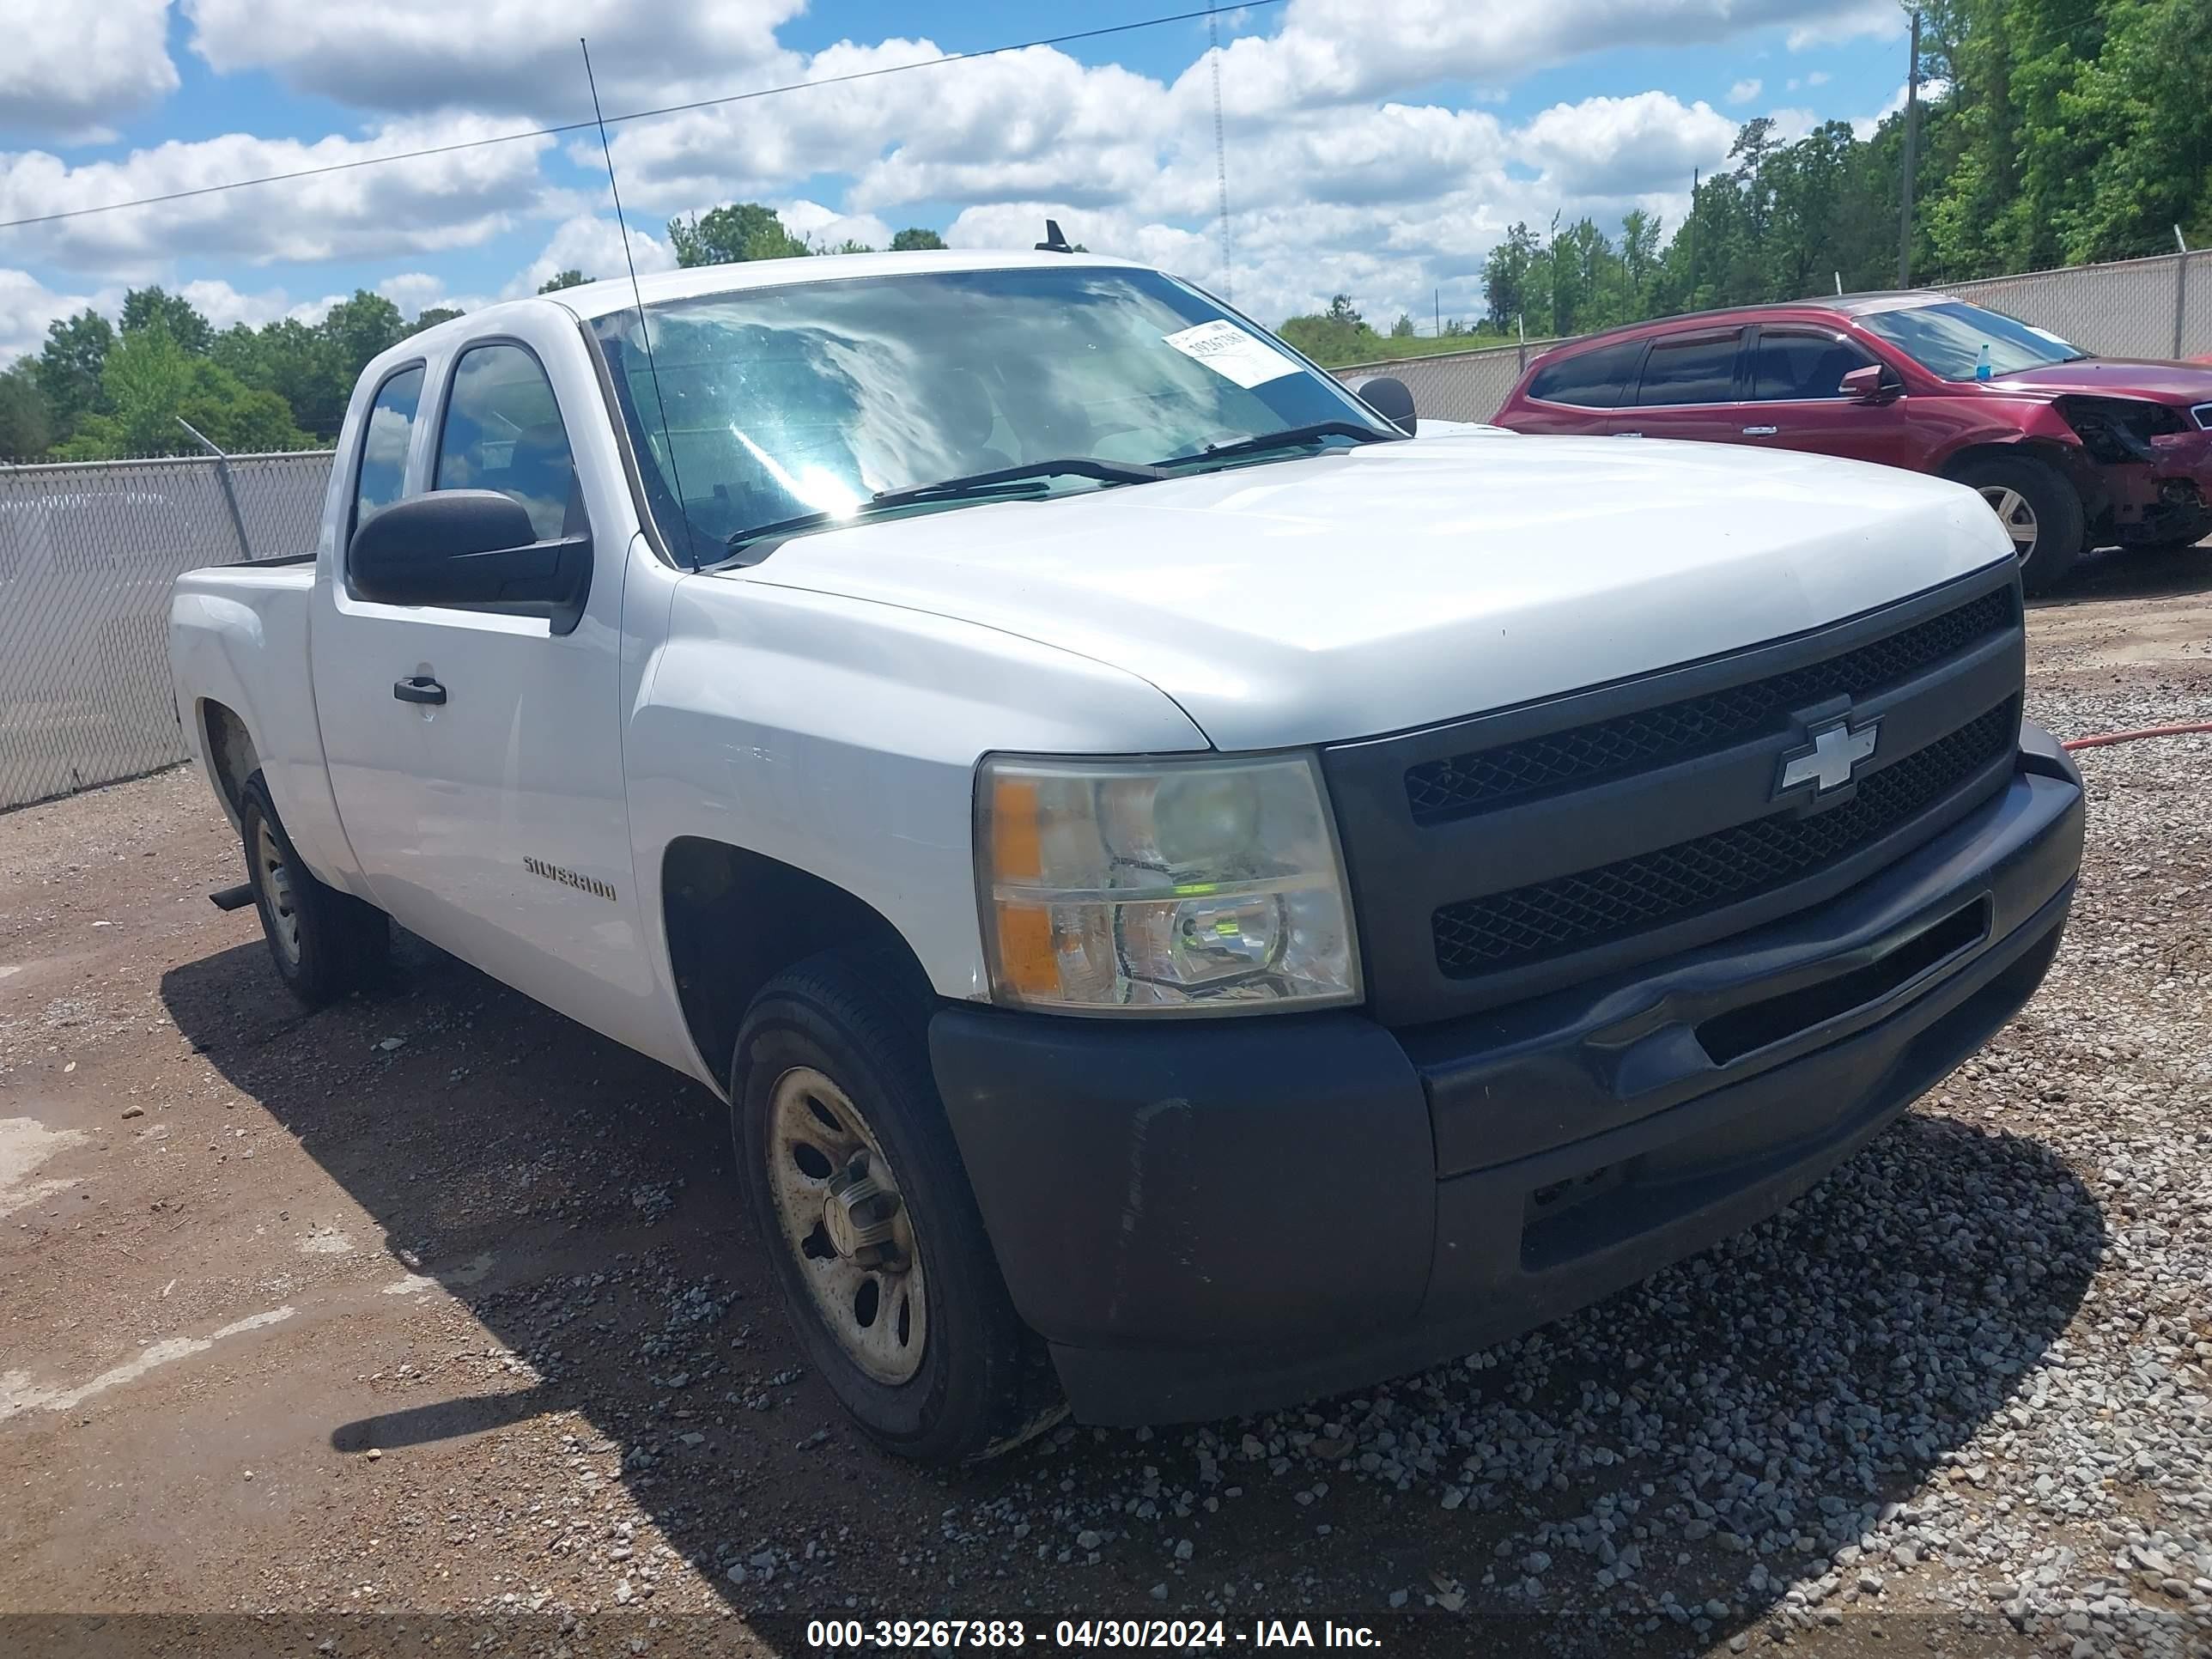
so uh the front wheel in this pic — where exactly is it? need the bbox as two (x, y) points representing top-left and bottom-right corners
(1951, 453), (2085, 594)
(731, 948), (1058, 1463)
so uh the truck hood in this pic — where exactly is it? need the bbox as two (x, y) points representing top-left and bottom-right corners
(1990, 356), (2212, 403)
(726, 431), (2014, 752)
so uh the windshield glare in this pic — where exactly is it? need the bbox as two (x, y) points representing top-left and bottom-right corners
(1859, 300), (2086, 380)
(592, 265), (1390, 556)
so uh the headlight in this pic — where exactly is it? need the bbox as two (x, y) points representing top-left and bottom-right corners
(976, 752), (1359, 1014)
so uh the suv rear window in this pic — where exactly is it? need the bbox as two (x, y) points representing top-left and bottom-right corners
(1526, 339), (1644, 409)
(1634, 331), (1742, 405)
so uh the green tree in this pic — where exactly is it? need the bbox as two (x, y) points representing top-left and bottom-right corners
(1276, 295), (1388, 366)
(538, 269), (590, 292)
(212, 318), (348, 441)
(35, 309), (115, 442)
(890, 227), (947, 251)
(120, 286), (214, 354)
(319, 290), (407, 382)
(667, 203), (811, 266)
(0, 361), (51, 459)
(1389, 313), (1416, 338)
(59, 328), (310, 459)
(1480, 223), (1541, 332)
(406, 306), (466, 335)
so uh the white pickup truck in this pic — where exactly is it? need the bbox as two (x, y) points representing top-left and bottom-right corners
(169, 250), (2085, 1462)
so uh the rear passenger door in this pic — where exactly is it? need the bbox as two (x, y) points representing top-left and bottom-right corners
(1620, 328), (1747, 447)
(1742, 325), (1917, 471)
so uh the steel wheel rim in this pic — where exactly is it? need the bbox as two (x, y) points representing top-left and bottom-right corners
(253, 817), (301, 967)
(1978, 484), (2039, 556)
(764, 1066), (927, 1385)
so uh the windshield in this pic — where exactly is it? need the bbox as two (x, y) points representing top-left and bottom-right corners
(590, 265), (1394, 561)
(1858, 301), (2088, 380)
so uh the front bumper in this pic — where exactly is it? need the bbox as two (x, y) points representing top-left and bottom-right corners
(930, 727), (2084, 1426)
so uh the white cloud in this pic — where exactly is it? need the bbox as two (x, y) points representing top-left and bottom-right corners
(184, 0), (805, 118)
(508, 212), (674, 299)
(1785, 1), (1905, 50)
(0, 0), (177, 142)
(0, 269), (119, 362)
(1728, 79), (1762, 105)
(776, 200), (895, 252)
(175, 277), (295, 331)
(0, 116), (556, 276)
(1186, 0), (1878, 120)
(1517, 93), (1737, 198)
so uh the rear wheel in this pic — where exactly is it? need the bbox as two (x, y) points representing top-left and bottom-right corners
(731, 947), (1058, 1462)
(1952, 454), (2085, 594)
(238, 771), (388, 1007)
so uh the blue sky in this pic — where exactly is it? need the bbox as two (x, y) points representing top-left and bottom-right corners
(0, 0), (1914, 358)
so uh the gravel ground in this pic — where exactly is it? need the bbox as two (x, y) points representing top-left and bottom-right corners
(1, 544), (2209, 1659)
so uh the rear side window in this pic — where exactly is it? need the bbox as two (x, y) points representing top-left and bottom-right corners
(352, 366), (424, 533)
(434, 343), (581, 543)
(1634, 331), (1743, 405)
(1753, 331), (1873, 400)
(1527, 339), (1644, 409)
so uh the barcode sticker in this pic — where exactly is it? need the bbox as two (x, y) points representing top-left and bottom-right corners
(1162, 319), (1301, 389)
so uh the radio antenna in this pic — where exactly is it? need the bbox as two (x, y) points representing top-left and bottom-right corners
(580, 37), (696, 567)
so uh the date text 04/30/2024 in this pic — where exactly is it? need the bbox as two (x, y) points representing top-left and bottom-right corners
(804, 1619), (1382, 1649)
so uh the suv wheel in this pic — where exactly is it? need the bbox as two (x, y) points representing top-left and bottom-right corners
(731, 947), (1060, 1463)
(1952, 454), (2085, 593)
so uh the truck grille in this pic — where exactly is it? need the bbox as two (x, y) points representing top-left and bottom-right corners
(1316, 568), (2029, 1025)
(1406, 586), (2016, 823)
(1431, 698), (2019, 976)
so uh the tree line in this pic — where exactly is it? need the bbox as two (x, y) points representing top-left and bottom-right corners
(1281, 0), (2212, 365)
(0, 207), (950, 463)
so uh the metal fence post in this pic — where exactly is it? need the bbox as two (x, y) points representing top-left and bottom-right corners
(175, 417), (254, 563)
(2175, 247), (2191, 362)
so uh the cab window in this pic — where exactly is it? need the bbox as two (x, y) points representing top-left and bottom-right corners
(434, 343), (582, 542)
(351, 366), (424, 535)
(1752, 331), (1875, 401)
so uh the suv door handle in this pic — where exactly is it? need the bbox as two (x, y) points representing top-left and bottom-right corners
(1613, 431), (1644, 439)
(393, 676), (447, 706)
(1741, 425), (1779, 437)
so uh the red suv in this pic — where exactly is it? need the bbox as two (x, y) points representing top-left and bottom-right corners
(1492, 293), (2212, 591)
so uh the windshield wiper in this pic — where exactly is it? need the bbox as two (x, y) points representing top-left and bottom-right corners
(869, 456), (1169, 508)
(1155, 420), (1401, 468)
(724, 458), (1169, 555)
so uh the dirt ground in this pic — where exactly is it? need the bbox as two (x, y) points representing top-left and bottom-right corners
(2, 544), (2209, 1659)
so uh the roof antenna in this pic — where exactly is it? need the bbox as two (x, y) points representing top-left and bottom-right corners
(580, 36), (697, 568)
(1035, 219), (1074, 253)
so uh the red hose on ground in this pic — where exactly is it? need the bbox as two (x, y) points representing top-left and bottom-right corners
(2061, 721), (2212, 751)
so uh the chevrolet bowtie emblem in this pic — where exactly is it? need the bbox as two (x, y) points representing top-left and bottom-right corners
(1777, 716), (1881, 798)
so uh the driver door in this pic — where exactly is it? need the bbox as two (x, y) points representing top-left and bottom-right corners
(309, 320), (664, 1052)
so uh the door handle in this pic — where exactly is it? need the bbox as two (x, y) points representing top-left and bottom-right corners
(393, 676), (447, 706)
(1741, 425), (1779, 437)
(1613, 431), (1644, 439)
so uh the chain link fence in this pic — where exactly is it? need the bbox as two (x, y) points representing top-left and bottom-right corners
(1339, 248), (2212, 423)
(0, 451), (332, 811)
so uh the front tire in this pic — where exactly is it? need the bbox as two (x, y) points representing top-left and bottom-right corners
(731, 948), (1055, 1463)
(1952, 453), (2085, 594)
(238, 771), (388, 1007)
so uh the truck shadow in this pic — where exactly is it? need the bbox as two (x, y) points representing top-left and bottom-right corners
(158, 934), (2104, 1658)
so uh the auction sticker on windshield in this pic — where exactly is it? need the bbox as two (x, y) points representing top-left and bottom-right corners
(1163, 319), (1300, 388)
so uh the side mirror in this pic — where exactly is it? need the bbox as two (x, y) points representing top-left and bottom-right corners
(1841, 364), (1899, 404)
(349, 490), (592, 635)
(1352, 374), (1418, 435)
